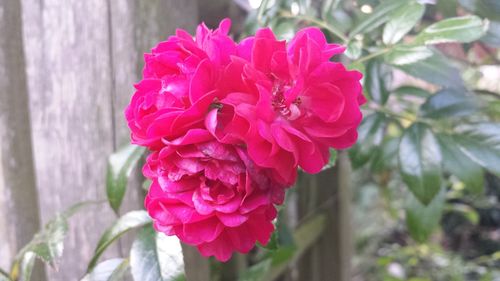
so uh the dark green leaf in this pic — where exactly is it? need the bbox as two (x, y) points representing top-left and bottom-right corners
(420, 89), (478, 119)
(393, 86), (431, 98)
(370, 137), (400, 173)
(406, 187), (446, 242)
(82, 259), (130, 281)
(261, 231), (279, 251)
(437, 134), (484, 194)
(87, 211), (151, 272)
(365, 60), (392, 105)
(383, 0), (425, 45)
(107, 144), (145, 214)
(413, 16), (488, 45)
(350, 113), (387, 168)
(459, 0), (500, 21)
(385, 45), (433, 65)
(399, 123), (442, 205)
(349, 0), (408, 37)
(454, 123), (500, 176)
(394, 54), (465, 89)
(481, 21), (500, 47)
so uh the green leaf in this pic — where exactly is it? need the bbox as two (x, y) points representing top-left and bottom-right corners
(321, 0), (342, 19)
(350, 113), (387, 168)
(22, 215), (68, 267)
(385, 45), (433, 65)
(406, 187), (446, 243)
(394, 54), (465, 89)
(130, 226), (181, 281)
(349, 0), (408, 37)
(82, 259), (130, 281)
(393, 86), (431, 98)
(12, 201), (97, 273)
(155, 232), (183, 280)
(413, 16), (488, 45)
(459, 0), (500, 21)
(437, 134), (484, 194)
(87, 211), (152, 272)
(19, 252), (36, 281)
(454, 123), (500, 176)
(272, 19), (296, 41)
(383, 0), (425, 45)
(365, 60), (392, 105)
(370, 137), (400, 173)
(107, 144), (145, 214)
(399, 123), (442, 205)
(345, 40), (362, 60)
(420, 89), (478, 119)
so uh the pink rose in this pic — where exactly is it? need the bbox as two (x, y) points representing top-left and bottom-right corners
(144, 129), (285, 261)
(125, 19), (236, 149)
(207, 27), (365, 182)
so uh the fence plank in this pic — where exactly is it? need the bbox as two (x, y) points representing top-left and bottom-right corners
(21, 1), (120, 279)
(0, 1), (44, 279)
(328, 151), (353, 281)
(20, 0), (198, 280)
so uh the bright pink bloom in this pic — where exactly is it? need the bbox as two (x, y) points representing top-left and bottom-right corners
(144, 129), (285, 261)
(207, 27), (365, 180)
(125, 19), (236, 149)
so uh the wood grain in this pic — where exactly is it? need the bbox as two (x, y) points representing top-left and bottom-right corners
(0, 1), (44, 279)
(19, 0), (198, 279)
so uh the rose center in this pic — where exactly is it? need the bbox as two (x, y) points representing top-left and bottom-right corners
(271, 82), (302, 120)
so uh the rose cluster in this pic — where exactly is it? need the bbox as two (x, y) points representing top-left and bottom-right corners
(125, 19), (364, 262)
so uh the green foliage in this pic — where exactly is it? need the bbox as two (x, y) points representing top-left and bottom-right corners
(406, 187), (446, 242)
(82, 259), (129, 281)
(254, 0), (500, 259)
(6, 202), (98, 281)
(399, 123), (442, 205)
(383, 0), (425, 45)
(106, 144), (145, 214)
(437, 134), (484, 194)
(454, 123), (500, 176)
(87, 210), (152, 272)
(130, 226), (167, 281)
(349, 0), (407, 38)
(413, 16), (487, 45)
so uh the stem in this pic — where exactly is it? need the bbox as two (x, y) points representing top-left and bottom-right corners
(354, 48), (391, 64)
(372, 107), (415, 122)
(257, 0), (270, 26)
(280, 11), (349, 42)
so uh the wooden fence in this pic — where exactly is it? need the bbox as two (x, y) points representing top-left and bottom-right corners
(0, 1), (352, 280)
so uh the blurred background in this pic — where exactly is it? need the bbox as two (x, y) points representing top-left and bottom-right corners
(1, 0), (499, 281)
